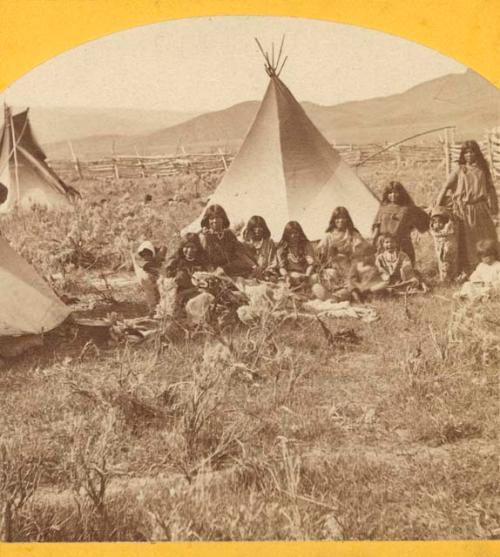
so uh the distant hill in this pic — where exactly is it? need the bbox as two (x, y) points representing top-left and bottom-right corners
(13, 107), (199, 147)
(43, 69), (499, 158)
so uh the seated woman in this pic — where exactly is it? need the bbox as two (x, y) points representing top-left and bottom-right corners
(317, 207), (365, 265)
(276, 221), (316, 289)
(160, 233), (209, 317)
(242, 215), (277, 279)
(372, 181), (429, 265)
(199, 204), (255, 277)
(316, 206), (366, 290)
(375, 233), (419, 290)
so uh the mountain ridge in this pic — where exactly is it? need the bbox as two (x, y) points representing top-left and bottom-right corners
(40, 69), (499, 158)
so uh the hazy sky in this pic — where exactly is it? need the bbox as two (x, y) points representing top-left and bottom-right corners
(2, 16), (467, 113)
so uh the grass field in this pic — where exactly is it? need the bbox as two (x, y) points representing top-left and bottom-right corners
(0, 161), (498, 541)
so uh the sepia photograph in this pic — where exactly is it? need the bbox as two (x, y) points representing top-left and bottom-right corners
(0, 11), (499, 546)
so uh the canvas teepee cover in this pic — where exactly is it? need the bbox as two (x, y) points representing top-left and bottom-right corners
(0, 236), (71, 336)
(0, 106), (78, 213)
(184, 60), (379, 239)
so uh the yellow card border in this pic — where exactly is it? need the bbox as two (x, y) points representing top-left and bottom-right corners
(0, 1), (499, 555)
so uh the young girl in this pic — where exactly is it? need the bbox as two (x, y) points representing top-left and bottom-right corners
(436, 140), (499, 273)
(429, 206), (458, 283)
(375, 234), (418, 289)
(242, 215), (277, 279)
(372, 181), (429, 265)
(160, 233), (209, 317)
(459, 239), (500, 300)
(276, 221), (316, 289)
(199, 204), (255, 277)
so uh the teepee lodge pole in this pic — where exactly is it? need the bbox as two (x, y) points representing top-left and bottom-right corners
(8, 107), (21, 203)
(276, 35), (285, 70)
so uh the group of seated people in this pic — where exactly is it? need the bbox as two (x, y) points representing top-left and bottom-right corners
(134, 176), (497, 319)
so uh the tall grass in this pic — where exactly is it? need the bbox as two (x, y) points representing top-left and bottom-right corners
(1, 163), (499, 541)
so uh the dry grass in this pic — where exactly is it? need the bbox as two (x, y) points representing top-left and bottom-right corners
(0, 161), (499, 541)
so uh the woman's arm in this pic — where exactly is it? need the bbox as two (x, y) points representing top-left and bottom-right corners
(436, 168), (459, 206)
(372, 207), (383, 244)
(375, 255), (390, 282)
(485, 171), (499, 216)
(276, 246), (288, 276)
(304, 242), (316, 276)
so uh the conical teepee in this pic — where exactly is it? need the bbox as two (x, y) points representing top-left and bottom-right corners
(184, 43), (379, 239)
(0, 236), (71, 336)
(0, 105), (79, 213)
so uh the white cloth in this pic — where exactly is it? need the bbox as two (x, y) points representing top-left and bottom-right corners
(302, 299), (378, 323)
(468, 261), (500, 284)
(459, 261), (500, 300)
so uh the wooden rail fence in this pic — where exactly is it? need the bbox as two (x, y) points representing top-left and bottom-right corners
(47, 130), (500, 182)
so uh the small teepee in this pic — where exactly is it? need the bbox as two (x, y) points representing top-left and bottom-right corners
(0, 105), (79, 213)
(184, 40), (379, 239)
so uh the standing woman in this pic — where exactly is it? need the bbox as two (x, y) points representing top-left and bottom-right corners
(436, 140), (498, 272)
(372, 181), (429, 265)
(276, 221), (316, 289)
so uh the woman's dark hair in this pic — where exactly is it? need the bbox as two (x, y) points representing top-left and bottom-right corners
(326, 206), (359, 233)
(200, 204), (230, 229)
(177, 233), (207, 261)
(243, 215), (271, 241)
(381, 181), (416, 206)
(0, 183), (8, 205)
(458, 140), (493, 181)
(278, 221), (309, 249)
(165, 233), (207, 276)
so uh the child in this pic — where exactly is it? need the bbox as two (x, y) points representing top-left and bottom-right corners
(372, 181), (429, 265)
(133, 241), (167, 314)
(242, 215), (278, 280)
(429, 206), (458, 283)
(347, 243), (387, 301)
(375, 234), (419, 290)
(459, 239), (500, 300)
(160, 233), (209, 317)
(276, 221), (316, 290)
(199, 204), (255, 277)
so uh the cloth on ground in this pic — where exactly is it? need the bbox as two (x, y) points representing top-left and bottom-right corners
(302, 299), (379, 323)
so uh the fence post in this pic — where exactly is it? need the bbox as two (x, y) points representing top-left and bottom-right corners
(218, 147), (228, 171)
(67, 140), (83, 180)
(443, 127), (450, 178)
(134, 145), (146, 178)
